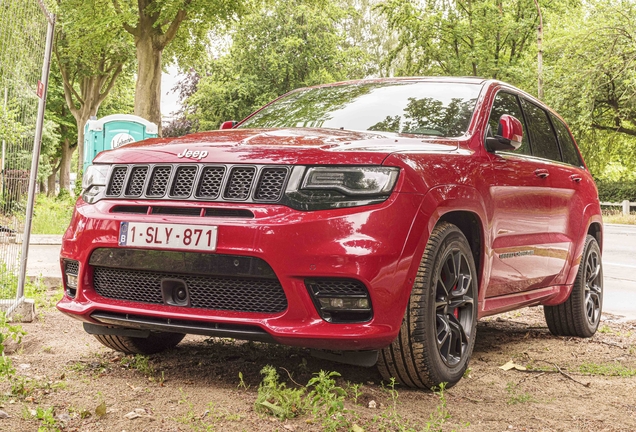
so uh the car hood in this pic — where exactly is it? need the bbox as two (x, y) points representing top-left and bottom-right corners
(93, 128), (461, 166)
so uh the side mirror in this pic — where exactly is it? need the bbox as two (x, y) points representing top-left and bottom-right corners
(486, 114), (523, 152)
(220, 121), (238, 130)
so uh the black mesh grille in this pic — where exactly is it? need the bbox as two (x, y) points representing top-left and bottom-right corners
(256, 168), (287, 201)
(93, 267), (288, 313)
(224, 167), (255, 200)
(104, 164), (289, 203)
(107, 167), (127, 196)
(65, 260), (79, 275)
(306, 279), (369, 296)
(147, 166), (172, 197)
(170, 166), (198, 198)
(125, 167), (148, 196)
(196, 166), (225, 198)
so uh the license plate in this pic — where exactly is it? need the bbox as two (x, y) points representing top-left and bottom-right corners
(118, 222), (217, 252)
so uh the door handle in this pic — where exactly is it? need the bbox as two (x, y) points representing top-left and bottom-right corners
(534, 169), (550, 178)
(570, 174), (582, 183)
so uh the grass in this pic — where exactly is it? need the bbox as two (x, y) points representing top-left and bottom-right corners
(579, 362), (636, 377)
(31, 193), (75, 235)
(602, 212), (636, 225)
(252, 365), (455, 431)
(506, 382), (536, 405)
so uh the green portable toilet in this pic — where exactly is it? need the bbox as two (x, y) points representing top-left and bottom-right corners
(83, 114), (158, 172)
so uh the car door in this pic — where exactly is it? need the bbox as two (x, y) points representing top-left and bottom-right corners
(545, 113), (588, 284)
(483, 92), (560, 297)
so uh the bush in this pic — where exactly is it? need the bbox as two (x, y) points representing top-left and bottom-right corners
(595, 180), (636, 203)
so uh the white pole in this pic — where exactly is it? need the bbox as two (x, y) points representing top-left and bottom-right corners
(14, 17), (55, 308)
(623, 200), (630, 216)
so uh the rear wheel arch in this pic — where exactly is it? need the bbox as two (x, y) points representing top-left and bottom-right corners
(587, 222), (602, 251)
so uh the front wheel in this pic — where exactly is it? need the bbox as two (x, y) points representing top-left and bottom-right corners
(544, 235), (603, 337)
(93, 331), (185, 355)
(377, 222), (478, 389)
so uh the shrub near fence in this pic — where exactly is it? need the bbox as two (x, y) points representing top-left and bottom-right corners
(595, 180), (636, 203)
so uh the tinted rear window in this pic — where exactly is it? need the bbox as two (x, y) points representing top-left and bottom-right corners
(239, 82), (481, 137)
(551, 114), (582, 167)
(520, 99), (561, 161)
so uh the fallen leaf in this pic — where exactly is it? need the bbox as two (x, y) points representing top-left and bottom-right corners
(95, 402), (106, 417)
(499, 361), (526, 371)
(124, 411), (141, 420)
(352, 424), (365, 432)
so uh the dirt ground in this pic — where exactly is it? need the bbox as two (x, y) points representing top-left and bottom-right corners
(1, 291), (635, 432)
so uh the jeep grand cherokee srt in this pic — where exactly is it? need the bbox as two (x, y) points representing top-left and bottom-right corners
(57, 77), (603, 388)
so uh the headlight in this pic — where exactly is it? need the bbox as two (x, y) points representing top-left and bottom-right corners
(302, 167), (399, 195)
(284, 166), (400, 211)
(82, 164), (110, 203)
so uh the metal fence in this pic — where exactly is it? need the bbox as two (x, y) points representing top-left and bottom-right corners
(0, 0), (54, 316)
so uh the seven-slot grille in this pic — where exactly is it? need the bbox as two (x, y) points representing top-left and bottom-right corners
(105, 164), (289, 203)
(92, 267), (288, 314)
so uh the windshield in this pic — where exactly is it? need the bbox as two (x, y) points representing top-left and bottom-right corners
(238, 81), (481, 137)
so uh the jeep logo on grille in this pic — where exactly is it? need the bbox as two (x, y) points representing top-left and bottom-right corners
(177, 149), (209, 160)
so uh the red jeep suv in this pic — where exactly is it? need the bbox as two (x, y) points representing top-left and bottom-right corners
(57, 77), (603, 388)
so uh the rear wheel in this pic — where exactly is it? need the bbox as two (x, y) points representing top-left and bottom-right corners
(544, 235), (602, 337)
(93, 332), (185, 355)
(378, 222), (478, 389)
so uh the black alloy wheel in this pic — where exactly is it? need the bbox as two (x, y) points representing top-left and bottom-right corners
(544, 235), (603, 338)
(583, 248), (602, 327)
(378, 222), (478, 389)
(434, 249), (475, 367)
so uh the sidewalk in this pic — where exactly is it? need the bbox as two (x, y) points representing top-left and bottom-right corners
(26, 235), (63, 287)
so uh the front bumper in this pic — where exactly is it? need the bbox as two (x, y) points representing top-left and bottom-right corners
(57, 193), (426, 351)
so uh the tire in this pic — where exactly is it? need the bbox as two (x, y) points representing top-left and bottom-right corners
(378, 222), (478, 389)
(544, 235), (603, 338)
(93, 331), (185, 355)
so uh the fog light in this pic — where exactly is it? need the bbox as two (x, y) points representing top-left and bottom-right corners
(66, 274), (78, 288)
(306, 278), (373, 323)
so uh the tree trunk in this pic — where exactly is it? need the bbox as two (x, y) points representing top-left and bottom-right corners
(60, 138), (75, 191)
(134, 35), (163, 134)
(47, 171), (57, 197)
(47, 157), (59, 197)
(39, 178), (46, 195)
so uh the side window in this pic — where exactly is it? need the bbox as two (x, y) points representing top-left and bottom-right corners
(520, 99), (561, 162)
(551, 114), (583, 167)
(488, 92), (531, 155)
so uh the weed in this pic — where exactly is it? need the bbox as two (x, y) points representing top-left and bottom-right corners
(425, 383), (452, 431)
(598, 325), (613, 334)
(579, 362), (636, 377)
(347, 381), (363, 404)
(121, 354), (155, 376)
(307, 370), (351, 431)
(176, 391), (241, 431)
(0, 312), (27, 382)
(23, 405), (61, 432)
(506, 382), (535, 405)
(254, 365), (306, 420)
(237, 371), (248, 389)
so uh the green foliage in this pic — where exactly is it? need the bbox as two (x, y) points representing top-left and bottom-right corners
(377, 0), (546, 80)
(254, 365), (306, 420)
(307, 370), (351, 431)
(183, 0), (371, 131)
(542, 0), (636, 177)
(121, 354), (155, 376)
(31, 193), (75, 235)
(505, 382), (535, 405)
(0, 312), (26, 382)
(579, 362), (636, 377)
(595, 180), (636, 203)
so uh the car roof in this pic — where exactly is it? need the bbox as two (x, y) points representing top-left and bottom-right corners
(306, 76), (489, 89)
